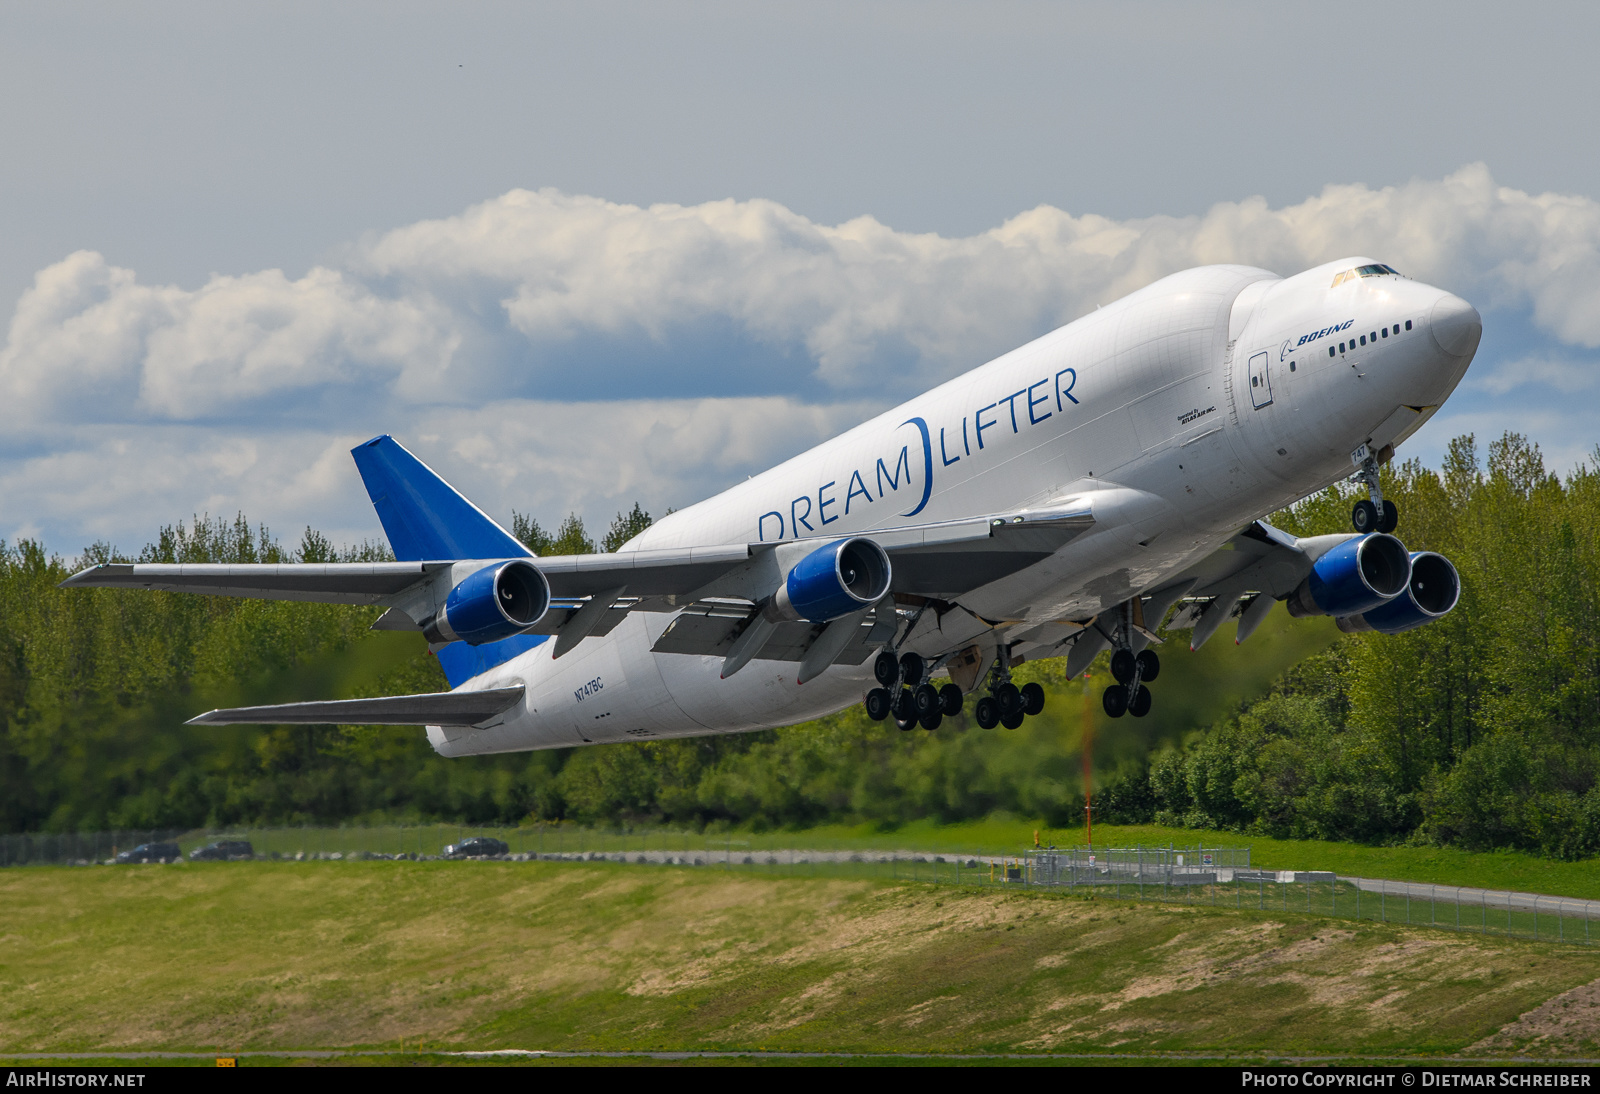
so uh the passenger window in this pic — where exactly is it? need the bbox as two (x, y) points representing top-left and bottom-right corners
(1340, 342), (1346, 352)
(1405, 320), (1412, 330)
(1328, 347), (1335, 357)
(1370, 331), (1377, 341)
(1359, 335), (1366, 346)
(1289, 361), (1296, 371)
(1381, 328), (1388, 338)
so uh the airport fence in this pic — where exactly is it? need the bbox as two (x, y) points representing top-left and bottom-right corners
(5, 826), (1597, 947)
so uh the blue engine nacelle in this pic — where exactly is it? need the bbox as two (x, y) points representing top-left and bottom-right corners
(1286, 533), (1412, 619)
(1337, 551), (1461, 634)
(423, 560), (551, 646)
(770, 537), (893, 623)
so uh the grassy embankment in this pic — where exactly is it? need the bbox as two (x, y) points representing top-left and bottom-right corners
(4, 861), (1600, 1060)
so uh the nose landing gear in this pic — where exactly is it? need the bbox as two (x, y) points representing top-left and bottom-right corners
(1350, 443), (1398, 533)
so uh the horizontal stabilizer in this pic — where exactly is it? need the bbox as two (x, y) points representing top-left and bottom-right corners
(185, 686), (524, 727)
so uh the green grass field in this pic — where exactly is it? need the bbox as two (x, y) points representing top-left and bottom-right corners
(139, 814), (1600, 904)
(4, 860), (1600, 1061)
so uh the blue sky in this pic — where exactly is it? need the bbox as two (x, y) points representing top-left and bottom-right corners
(2, 2), (1597, 554)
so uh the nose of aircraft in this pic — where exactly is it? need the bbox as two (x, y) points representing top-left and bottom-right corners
(1429, 294), (1482, 359)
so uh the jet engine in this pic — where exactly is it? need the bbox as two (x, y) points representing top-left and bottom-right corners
(422, 560), (551, 646)
(1286, 533), (1411, 619)
(767, 537), (892, 623)
(1337, 551), (1461, 634)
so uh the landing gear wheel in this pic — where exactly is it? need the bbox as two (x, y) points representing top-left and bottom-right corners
(893, 687), (915, 722)
(939, 683), (964, 717)
(1129, 685), (1153, 718)
(1001, 710), (1025, 729)
(864, 688), (892, 721)
(995, 682), (1023, 718)
(895, 713), (917, 731)
(913, 683), (941, 717)
(873, 650), (899, 688)
(1135, 649), (1160, 682)
(1377, 499), (1399, 533)
(1110, 648), (1136, 685)
(898, 651), (925, 685)
(1102, 686), (1128, 719)
(974, 696), (1000, 729)
(1352, 499), (1379, 534)
(919, 710), (942, 731)
(1020, 682), (1045, 716)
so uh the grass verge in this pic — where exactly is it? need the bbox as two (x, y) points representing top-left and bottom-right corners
(3, 861), (1599, 1059)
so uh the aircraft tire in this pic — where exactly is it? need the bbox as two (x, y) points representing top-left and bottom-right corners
(1129, 685), (1153, 718)
(895, 713), (917, 731)
(899, 651), (925, 685)
(1378, 500), (1399, 533)
(974, 696), (1000, 729)
(1135, 650), (1160, 682)
(1020, 682), (1045, 716)
(1110, 648), (1136, 684)
(919, 710), (942, 731)
(939, 683), (964, 716)
(1102, 686), (1128, 719)
(1352, 499), (1379, 533)
(1001, 710), (1025, 729)
(996, 682), (1022, 717)
(874, 650), (899, 687)
(913, 683), (941, 717)
(893, 687), (915, 722)
(864, 687), (892, 721)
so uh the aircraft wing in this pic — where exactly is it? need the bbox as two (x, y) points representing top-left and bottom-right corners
(60, 505), (1093, 607)
(185, 686), (525, 727)
(58, 561), (441, 604)
(1159, 521), (1323, 647)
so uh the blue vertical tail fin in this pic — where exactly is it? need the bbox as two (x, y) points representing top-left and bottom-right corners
(350, 435), (530, 562)
(350, 436), (543, 688)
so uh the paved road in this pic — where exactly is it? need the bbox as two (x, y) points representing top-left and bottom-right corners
(1339, 875), (1600, 921)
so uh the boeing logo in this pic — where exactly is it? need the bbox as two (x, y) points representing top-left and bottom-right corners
(1293, 319), (1355, 350)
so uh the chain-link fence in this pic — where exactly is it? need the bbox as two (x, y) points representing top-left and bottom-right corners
(1019, 846), (1598, 946)
(0, 829), (189, 866)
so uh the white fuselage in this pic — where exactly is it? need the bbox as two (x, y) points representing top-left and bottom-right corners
(431, 258), (1479, 756)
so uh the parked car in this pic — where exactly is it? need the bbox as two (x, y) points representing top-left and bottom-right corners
(188, 839), (254, 862)
(114, 842), (181, 864)
(442, 837), (509, 859)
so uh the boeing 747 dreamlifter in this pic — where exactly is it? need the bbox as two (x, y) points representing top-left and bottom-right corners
(64, 257), (1481, 753)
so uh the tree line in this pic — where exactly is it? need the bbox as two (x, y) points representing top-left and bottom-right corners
(0, 433), (1596, 858)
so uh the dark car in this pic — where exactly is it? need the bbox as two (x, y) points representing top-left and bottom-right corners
(189, 839), (254, 862)
(114, 841), (181, 864)
(442, 837), (509, 859)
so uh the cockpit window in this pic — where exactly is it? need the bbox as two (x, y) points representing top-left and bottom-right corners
(1331, 264), (1401, 287)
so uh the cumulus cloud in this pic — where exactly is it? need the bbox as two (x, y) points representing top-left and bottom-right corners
(1469, 353), (1600, 395)
(5, 163), (1600, 549)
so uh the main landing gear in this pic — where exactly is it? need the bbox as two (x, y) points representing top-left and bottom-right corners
(1350, 442), (1398, 534)
(1101, 599), (1161, 719)
(1102, 647), (1159, 719)
(971, 652), (1045, 731)
(862, 648), (1043, 731)
(864, 650), (962, 731)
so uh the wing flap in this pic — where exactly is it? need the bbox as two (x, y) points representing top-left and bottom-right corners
(651, 602), (893, 664)
(185, 686), (525, 727)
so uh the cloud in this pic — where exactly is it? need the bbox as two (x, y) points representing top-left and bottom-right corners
(1468, 353), (1600, 395)
(5, 164), (1600, 550)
